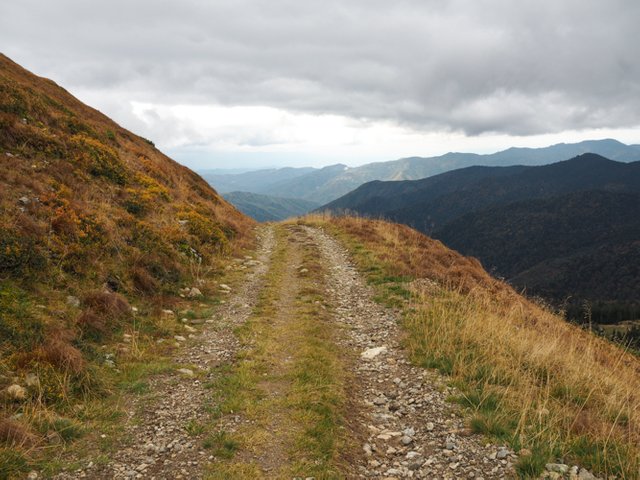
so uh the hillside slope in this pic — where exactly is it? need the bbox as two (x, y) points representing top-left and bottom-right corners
(437, 191), (640, 310)
(322, 155), (640, 316)
(223, 191), (319, 221)
(0, 53), (253, 462)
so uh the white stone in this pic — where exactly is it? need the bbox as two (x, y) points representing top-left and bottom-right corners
(361, 346), (387, 359)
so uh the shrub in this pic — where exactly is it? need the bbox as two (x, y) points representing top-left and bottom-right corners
(177, 209), (229, 251)
(0, 227), (46, 276)
(70, 134), (127, 185)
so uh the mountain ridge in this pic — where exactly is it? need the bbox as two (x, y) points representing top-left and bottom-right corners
(203, 139), (640, 205)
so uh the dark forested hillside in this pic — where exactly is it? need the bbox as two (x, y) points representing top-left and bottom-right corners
(322, 155), (640, 319)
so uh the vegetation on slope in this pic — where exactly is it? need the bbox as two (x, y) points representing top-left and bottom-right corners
(0, 54), (253, 476)
(322, 155), (640, 325)
(301, 215), (640, 479)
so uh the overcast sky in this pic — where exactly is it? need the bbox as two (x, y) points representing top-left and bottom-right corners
(2, 0), (639, 169)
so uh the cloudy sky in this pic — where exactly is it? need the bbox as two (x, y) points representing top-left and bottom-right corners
(2, 0), (639, 170)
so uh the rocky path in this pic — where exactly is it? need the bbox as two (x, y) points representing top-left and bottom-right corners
(53, 224), (517, 479)
(307, 225), (516, 479)
(54, 226), (276, 479)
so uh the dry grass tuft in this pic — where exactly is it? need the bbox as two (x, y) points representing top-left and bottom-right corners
(0, 418), (38, 448)
(82, 291), (132, 319)
(37, 336), (85, 375)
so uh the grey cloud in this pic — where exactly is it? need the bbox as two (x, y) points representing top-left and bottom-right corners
(1, 0), (639, 135)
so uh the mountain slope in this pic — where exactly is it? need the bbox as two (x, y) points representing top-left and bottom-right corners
(0, 52), (253, 450)
(324, 154), (640, 230)
(322, 155), (640, 315)
(205, 139), (640, 205)
(437, 191), (640, 307)
(223, 191), (319, 221)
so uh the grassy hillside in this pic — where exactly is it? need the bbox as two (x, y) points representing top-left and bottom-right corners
(223, 191), (319, 222)
(301, 215), (640, 478)
(0, 54), (253, 474)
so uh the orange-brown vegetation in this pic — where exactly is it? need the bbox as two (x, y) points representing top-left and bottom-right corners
(301, 214), (640, 478)
(0, 53), (253, 470)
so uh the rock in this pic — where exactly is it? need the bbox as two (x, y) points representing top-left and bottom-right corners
(174, 335), (186, 342)
(361, 346), (387, 359)
(401, 435), (413, 445)
(426, 422), (435, 431)
(66, 295), (80, 307)
(18, 196), (30, 205)
(496, 448), (509, 459)
(402, 427), (415, 437)
(161, 309), (175, 318)
(219, 284), (231, 291)
(578, 468), (597, 480)
(6, 384), (27, 400)
(187, 287), (202, 298)
(546, 463), (570, 474)
(184, 325), (197, 333)
(373, 396), (388, 406)
(27, 472), (38, 480)
(177, 368), (194, 376)
(299, 268), (309, 273)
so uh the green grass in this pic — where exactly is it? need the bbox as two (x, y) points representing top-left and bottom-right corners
(206, 225), (347, 478)
(203, 431), (238, 458)
(0, 448), (30, 479)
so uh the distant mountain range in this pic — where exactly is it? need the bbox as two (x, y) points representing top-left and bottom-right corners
(202, 139), (640, 205)
(322, 154), (640, 321)
(223, 192), (319, 222)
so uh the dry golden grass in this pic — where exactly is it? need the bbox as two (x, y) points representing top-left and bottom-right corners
(302, 214), (640, 478)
